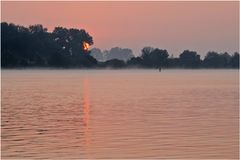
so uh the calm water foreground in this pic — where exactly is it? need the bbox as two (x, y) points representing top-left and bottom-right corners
(1, 69), (239, 159)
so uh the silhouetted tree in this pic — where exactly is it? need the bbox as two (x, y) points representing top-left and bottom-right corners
(141, 47), (169, 68)
(29, 24), (47, 33)
(167, 57), (180, 68)
(229, 52), (239, 68)
(103, 59), (126, 68)
(52, 27), (93, 55)
(203, 51), (232, 68)
(104, 47), (134, 62)
(141, 47), (154, 67)
(127, 57), (144, 67)
(1, 22), (96, 68)
(90, 48), (104, 61)
(179, 50), (201, 68)
(150, 48), (169, 68)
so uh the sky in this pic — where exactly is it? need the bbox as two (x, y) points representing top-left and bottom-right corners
(1, 1), (239, 57)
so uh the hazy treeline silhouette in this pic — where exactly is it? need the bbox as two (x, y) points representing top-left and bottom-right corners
(126, 47), (239, 69)
(1, 22), (239, 69)
(91, 47), (134, 62)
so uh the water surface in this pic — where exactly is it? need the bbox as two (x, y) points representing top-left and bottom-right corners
(1, 69), (239, 159)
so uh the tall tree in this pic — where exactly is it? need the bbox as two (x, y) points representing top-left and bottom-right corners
(229, 52), (239, 68)
(141, 47), (169, 68)
(179, 50), (201, 68)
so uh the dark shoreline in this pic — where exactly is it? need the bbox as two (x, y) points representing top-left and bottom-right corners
(1, 67), (239, 70)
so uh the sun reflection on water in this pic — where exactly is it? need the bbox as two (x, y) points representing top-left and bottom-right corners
(83, 79), (90, 127)
(82, 78), (91, 157)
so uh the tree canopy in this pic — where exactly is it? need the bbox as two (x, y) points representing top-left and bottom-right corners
(1, 22), (96, 68)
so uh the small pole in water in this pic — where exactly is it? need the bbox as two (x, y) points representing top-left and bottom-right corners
(159, 67), (161, 72)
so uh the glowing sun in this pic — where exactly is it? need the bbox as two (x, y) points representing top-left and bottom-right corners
(83, 41), (89, 51)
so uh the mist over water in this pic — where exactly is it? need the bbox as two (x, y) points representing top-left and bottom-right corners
(1, 69), (239, 159)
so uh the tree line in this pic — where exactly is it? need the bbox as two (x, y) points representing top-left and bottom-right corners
(1, 22), (239, 69)
(126, 47), (239, 69)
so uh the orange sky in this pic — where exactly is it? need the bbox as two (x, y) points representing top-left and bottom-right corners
(1, 1), (239, 56)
